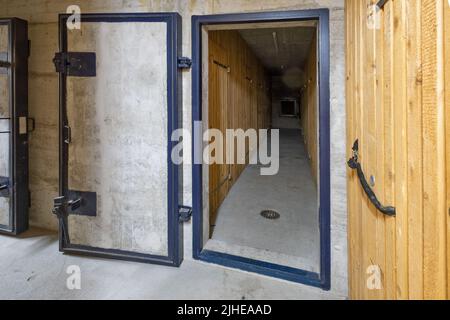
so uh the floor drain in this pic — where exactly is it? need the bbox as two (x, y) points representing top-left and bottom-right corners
(260, 210), (280, 220)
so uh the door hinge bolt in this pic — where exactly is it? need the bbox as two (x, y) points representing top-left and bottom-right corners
(178, 57), (192, 69)
(179, 205), (192, 222)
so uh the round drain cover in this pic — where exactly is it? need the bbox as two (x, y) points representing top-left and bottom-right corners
(260, 210), (280, 220)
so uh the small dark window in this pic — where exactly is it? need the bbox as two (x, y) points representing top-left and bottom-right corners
(280, 99), (297, 117)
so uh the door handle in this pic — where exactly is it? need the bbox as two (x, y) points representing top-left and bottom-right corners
(347, 139), (396, 217)
(0, 184), (8, 191)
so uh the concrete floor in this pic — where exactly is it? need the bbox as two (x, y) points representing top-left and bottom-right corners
(0, 228), (343, 300)
(207, 129), (320, 272)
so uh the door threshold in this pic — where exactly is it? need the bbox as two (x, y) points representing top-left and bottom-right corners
(196, 249), (325, 289)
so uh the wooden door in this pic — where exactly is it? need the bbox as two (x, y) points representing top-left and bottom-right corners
(208, 32), (230, 227)
(346, 0), (448, 300)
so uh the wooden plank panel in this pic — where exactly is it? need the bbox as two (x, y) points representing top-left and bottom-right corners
(421, 0), (447, 300)
(347, 0), (449, 300)
(345, 0), (355, 297)
(382, 0), (397, 300)
(208, 30), (271, 226)
(374, 0), (387, 300)
(361, 0), (381, 300)
(353, 0), (364, 297)
(445, 0), (450, 299)
(405, 0), (424, 300)
(392, 0), (409, 300)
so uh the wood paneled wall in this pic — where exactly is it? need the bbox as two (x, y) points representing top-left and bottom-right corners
(346, 0), (449, 300)
(208, 30), (271, 226)
(300, 34), (318, 186)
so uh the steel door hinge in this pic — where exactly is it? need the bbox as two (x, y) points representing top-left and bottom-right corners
(178, 57), (192, 69)
(53, 52), (96, 77)
(179, 205), (192, 222)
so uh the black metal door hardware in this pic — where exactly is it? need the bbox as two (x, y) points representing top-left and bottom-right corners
(52, 196), (82, 244)
(347, 139), (396, 217)
(179, 206), (192, 222)
(0, 18), (30, 235)
(53, 52), (96, 77)
(0, 176), (9, 197)
(178, 57), (192, 69)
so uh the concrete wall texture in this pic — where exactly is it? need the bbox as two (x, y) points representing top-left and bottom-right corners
(0, 0), (347, 297)
(66, 22), (169, 255)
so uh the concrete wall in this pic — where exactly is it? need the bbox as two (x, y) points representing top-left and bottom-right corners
(0, 0), (347, 297)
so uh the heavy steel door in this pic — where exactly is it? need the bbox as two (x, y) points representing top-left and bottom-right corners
(0, 18), (29, 235)
(53, 13), (185, 266)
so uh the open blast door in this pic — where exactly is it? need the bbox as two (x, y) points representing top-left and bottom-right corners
(53, 13), (188, 266)
(0, 18), (30, 236)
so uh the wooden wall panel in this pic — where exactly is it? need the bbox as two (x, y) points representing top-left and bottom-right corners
(421, 0), (447, 299)
(208, 30), (271, 226)
(300, 35), (318, 185)
(382, 1), (397, 299)
(346, 0), (448, 300)
(445, 0), (450, 299)
(405, 0), (423, 300)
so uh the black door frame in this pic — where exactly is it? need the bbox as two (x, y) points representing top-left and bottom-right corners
(0, 18), (29, 236)
(191, 9), (331, 289)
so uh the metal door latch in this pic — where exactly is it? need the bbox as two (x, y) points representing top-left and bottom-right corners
(53, 52), (97, 77)
(178, 57), (192, 69)
(0, 52), (10, 74)
(52, 196), (81, 245)
(179, 205), (192, 222)
(52, 196), (82, 219)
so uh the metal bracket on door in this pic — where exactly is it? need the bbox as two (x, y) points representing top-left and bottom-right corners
(178, 57), (192, 69)
(347, 139), (396, 217)
(52, 191), (97, 219)
(179, 205), (192, 222)
(376, 0), (388, 10)
(0, 176), (9, 198)
(52, 196), (79, 244)
(0, 52), (10, 74)
(53, 52), (97, 77)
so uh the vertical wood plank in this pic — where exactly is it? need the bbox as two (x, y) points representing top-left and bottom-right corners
(374, 0), (387, 300)
(361, 0), (381, 300)
(405, 0), (424, 300)
(392, 0), (409, 300)
(345, 0), (354, 298)
(422, 0), (447, 300)
(444, 0), (450, 299)
(382, 0), (397, 300)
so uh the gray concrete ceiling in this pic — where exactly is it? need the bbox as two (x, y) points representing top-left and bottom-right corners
(239, 26), (316, 76)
